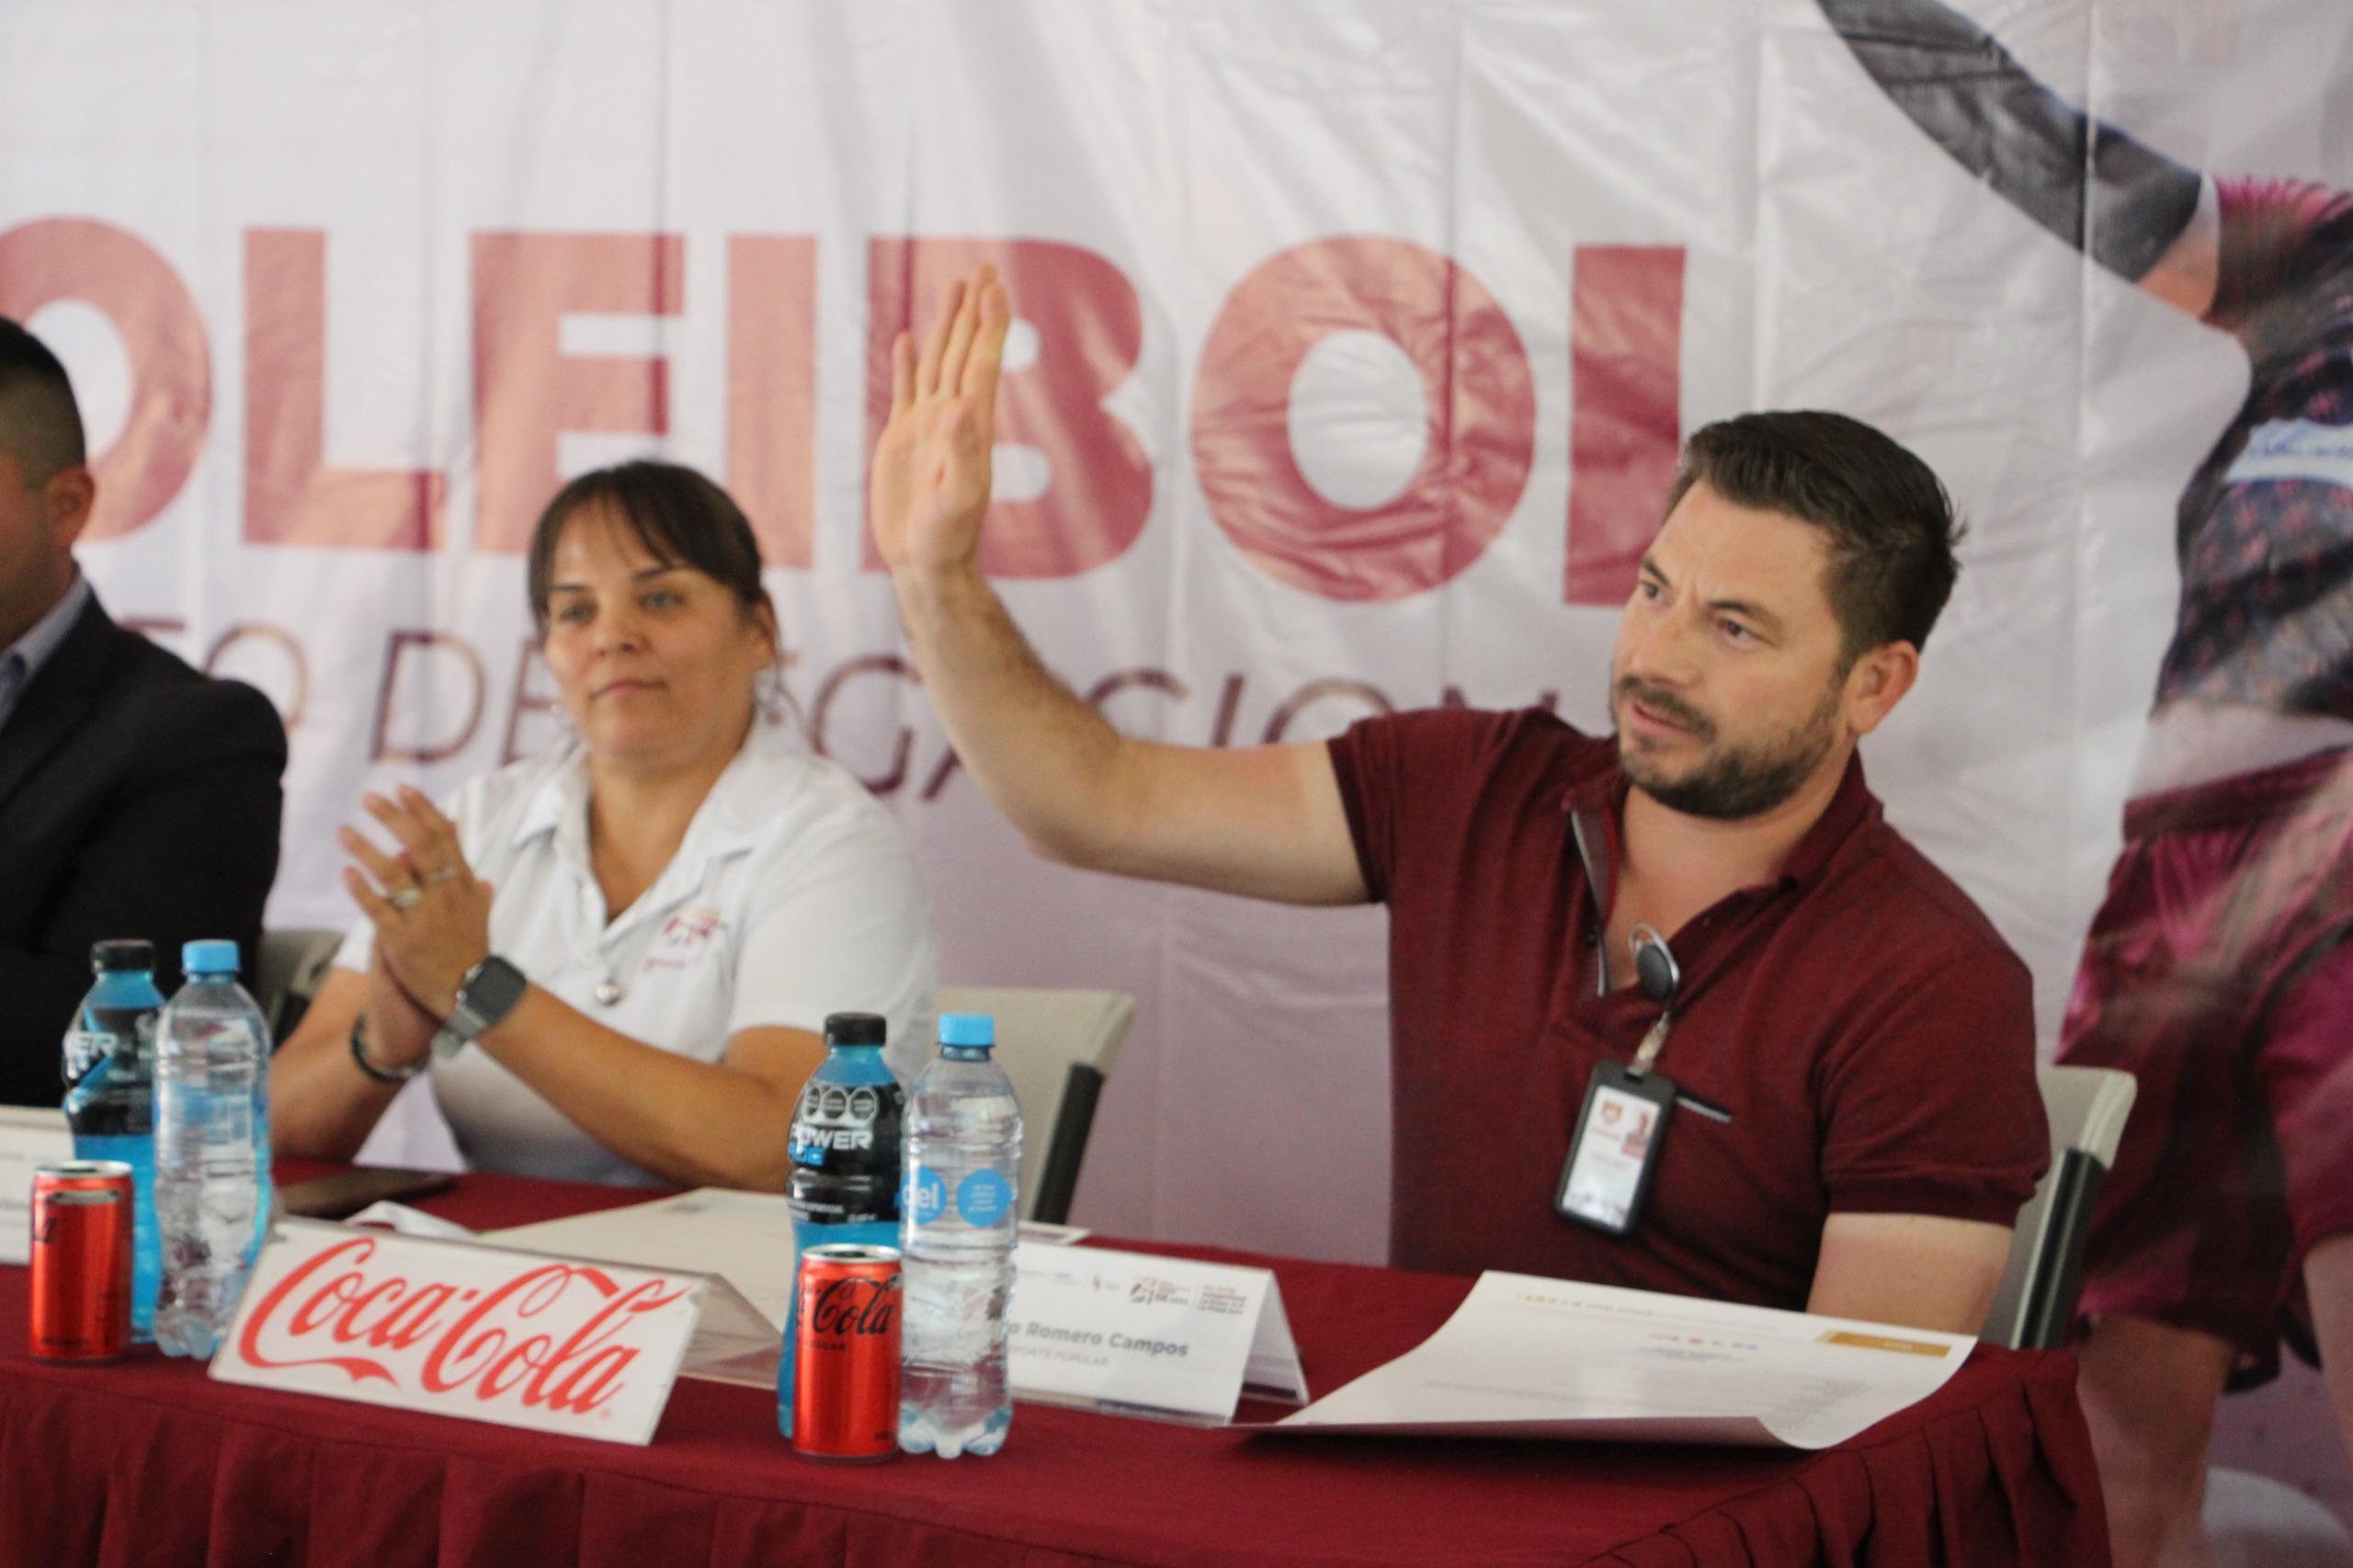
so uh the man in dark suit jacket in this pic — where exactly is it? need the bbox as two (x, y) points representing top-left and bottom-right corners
(0, 317), (285, 1106)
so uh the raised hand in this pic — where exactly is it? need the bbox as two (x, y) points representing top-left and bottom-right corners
(339, 786), (494, 1018)
(870, 265), (1012, 579)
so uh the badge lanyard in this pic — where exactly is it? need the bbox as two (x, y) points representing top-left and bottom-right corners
(1556, 811), (1681, 1237)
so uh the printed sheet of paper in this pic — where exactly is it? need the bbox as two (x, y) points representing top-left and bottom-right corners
(483, 1189), (794, 1388)
(1263, 1272), (1972, 1449)
(0, 1108), (75, 1265)
(490, 1188), (799, 1329)
(346, 1199), (479, 1242)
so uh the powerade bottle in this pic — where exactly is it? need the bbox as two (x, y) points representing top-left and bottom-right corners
(62, 939), (164, 1342)
(153, 940), (274, 1359)
(898, 1012), (1022, 1458)
(777, 1011), (904, 1438)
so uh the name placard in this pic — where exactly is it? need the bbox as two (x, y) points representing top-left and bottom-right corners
(1006, 1243), (1308, 1424)
(211, 1219), (708, 1445)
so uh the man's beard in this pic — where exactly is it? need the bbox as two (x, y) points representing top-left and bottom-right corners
(1613, 676), (1841, 821)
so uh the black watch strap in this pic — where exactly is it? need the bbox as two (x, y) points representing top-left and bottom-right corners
(349, 1015), (425, 1085)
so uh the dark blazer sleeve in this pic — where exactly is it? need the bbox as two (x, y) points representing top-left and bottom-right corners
(0, 675), (285, 1106)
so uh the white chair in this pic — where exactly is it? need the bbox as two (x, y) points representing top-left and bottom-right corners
(255, 926), (344, 1044)
(934, 985), (1135, 1225)
(2204, 1468), (2353, 1567)
(1984, 1063), (2137, 1349)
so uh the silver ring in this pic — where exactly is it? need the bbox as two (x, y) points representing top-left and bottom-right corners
(389, 886), (425, 911)
(421, 865), (462, 885)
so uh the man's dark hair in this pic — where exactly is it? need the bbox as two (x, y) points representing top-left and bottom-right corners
(0, 316), (87, 483)
(525, 459), (771, 638)
(1665, 411), (1962, 657)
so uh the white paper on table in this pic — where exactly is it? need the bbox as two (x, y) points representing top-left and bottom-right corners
(1256, 1272), (1972, 1449)
(1007, 1243), (1308, 1425)
(663, 1275), (781, 1389)
(483, 1192), (1279, 1403)
(475, 1190), (793, 1387)
(486, 1188), (796, 1329)
(346, 1200), (478, 1242)
(0, 1108), (76, 1265)
(1017, 1220), (1091, 1246)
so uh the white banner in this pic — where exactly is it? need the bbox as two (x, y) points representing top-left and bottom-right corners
(3, 0), (2347, 1278)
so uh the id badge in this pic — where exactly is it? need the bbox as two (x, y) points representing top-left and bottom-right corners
(1555, 1061), (1677, 1236)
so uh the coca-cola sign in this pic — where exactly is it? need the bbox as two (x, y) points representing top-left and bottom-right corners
(212, 1220), (708, 1445)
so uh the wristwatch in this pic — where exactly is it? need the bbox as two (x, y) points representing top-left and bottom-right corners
(432, 955), (529, 1059)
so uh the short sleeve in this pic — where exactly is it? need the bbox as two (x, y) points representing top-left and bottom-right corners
(724, 797), (937, 1081)
(330, 918), (373, 976)
(1816, 944), (2048, 1226)
(1326, 708), (1541, 905)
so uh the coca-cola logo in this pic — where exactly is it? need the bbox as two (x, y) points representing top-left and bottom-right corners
(806, 1277), (897, 1339)
(234, 1236), (691, 1417)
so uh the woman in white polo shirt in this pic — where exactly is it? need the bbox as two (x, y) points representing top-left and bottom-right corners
(271, 460), (935, 1188)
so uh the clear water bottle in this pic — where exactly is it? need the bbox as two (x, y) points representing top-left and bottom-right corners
(62, 939), (164, 1342)
(899, 1012), (1022, 1458)
(778, 1012), (904, 1438)
(153, 939), (273, 1359)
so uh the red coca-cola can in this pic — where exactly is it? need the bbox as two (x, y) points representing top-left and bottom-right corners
(791, 1244), (903, 1461)
(28, 1161), (133, 1363)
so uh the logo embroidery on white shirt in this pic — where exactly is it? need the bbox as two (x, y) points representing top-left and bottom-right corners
(642, 906), (724, 973)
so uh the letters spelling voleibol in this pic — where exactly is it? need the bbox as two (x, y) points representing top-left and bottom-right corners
(210, 1221), (708, 1445)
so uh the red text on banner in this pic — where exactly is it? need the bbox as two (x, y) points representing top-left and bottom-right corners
(245, 229), (447, 551)
(472, 232), (684, 554)
(1567, 245), (1685, 607)
(865, 237), (1152, 579)
(1192, 236), (1536, 604)
(0, 217), (210, 542)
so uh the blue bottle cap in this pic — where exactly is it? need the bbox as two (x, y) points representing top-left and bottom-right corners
(182, 939), (240, 976)
(938, 1013), (995, 1049)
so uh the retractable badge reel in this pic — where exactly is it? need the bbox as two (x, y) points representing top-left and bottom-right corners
(1555, 926), (1680, 1236)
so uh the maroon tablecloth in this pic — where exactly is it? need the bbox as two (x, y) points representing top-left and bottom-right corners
(0, 1166), (2110, 1565)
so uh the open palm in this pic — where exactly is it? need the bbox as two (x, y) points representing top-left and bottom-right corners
(870, 266), (1012, 576)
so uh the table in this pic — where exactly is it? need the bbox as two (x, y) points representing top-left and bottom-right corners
(0, 1167), (2110, 1566)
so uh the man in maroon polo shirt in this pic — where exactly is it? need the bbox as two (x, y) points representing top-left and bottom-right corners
(871, 266), (2048, 1335)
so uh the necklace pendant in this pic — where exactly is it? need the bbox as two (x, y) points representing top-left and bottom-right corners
(594, 980), (625, 1007)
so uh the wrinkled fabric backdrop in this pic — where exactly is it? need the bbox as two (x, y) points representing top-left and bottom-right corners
(3, 0), (2346, 1320)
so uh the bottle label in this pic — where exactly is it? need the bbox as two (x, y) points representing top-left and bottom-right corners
(208, 1094), (256, 1144)
(785, 1058), (904, 1229)
(788, 1082), (897, 1170)
(957, 1169), (1013, 1228)
(906, 1166), (948, 1225)
(62, 1030), (109, 1084)
(66, 1007), (156, 1087)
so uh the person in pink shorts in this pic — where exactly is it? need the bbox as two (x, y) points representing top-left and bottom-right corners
(1815, 2), (2353, 1562)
